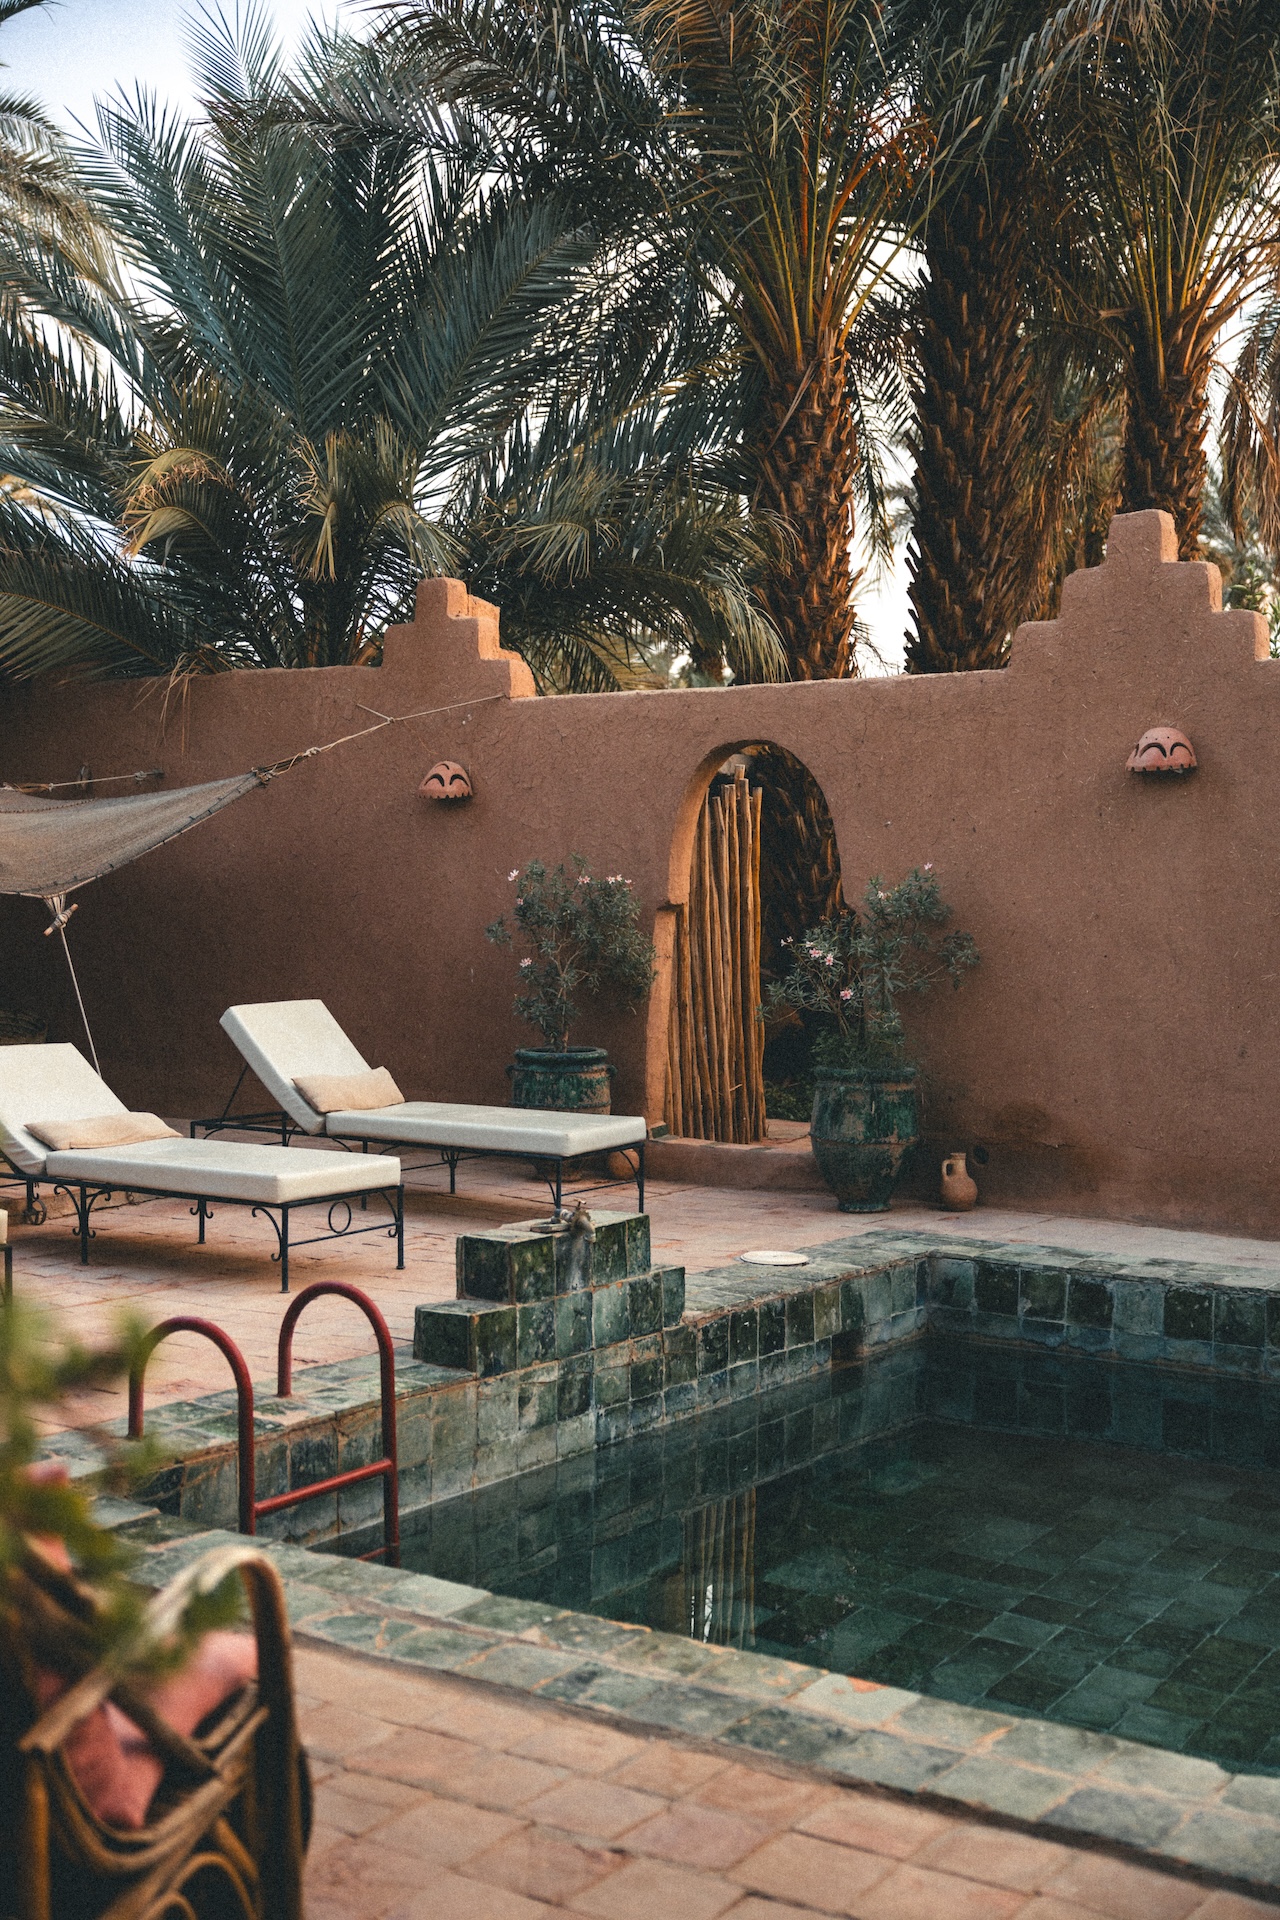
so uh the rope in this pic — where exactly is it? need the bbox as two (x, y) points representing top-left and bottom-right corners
(8, 769), (164, 794)
(58, 921), (101, 1077)
(250, 693), (506, 783)
(9, 690), (507, 794)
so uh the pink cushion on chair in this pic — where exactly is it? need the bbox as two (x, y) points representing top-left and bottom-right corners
(33, 1632), (259, 1830)
(23, 1464), (257, 1830)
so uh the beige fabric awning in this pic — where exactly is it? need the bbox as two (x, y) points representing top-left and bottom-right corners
(0, 775), (261, 899)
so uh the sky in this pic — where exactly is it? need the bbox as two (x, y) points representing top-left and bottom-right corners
(0, 0), (340, 131)
(1, 0), (912, 671)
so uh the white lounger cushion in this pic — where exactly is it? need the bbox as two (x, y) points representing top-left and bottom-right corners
(222, 1000), (647, 1157)
(221, 1001), (369, 1134)
(43, 1137), (399, 1205)
(0, 1043), (129, 1175)
(325, 1101), (646, 1156)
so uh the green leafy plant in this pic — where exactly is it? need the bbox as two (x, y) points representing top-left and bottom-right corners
(0, 9), (782, 690)
(1, 1299), (240, 1682)
(764, 866), (978, 1073)
(486, 857), (655, 1051)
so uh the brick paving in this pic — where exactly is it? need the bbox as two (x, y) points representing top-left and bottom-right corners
(295, 1643), (1273, 1920)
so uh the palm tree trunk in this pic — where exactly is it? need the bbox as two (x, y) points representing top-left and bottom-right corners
(748, 337), (857, 680)
(905, 170), (1037, 673)
(1120, 337), (1210, 558)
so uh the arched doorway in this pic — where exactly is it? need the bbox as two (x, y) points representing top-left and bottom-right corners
(661, 746), (842, 1142)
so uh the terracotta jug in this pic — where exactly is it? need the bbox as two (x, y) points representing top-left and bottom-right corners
(940, 1151), (978, 1211)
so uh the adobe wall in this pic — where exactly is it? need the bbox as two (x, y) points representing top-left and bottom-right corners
(0, 512), (1275, 1236)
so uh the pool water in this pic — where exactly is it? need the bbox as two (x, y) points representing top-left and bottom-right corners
(396, 1344), (1280, 1771)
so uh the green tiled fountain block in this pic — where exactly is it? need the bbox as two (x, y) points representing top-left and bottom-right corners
(455, 1224), (559, 1303)
(414, 1299), (516, 1376)
(456, 1210), (651, 1303)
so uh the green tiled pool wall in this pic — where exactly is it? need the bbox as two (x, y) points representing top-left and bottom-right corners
(42, 1222), (1280, 1551)
(378, 1350), (925, 1601)
(362, 1341), (1280, 1607)
(927, 1342), (1280, 1469)
(924, 1247), (1280, 1374)
(368, 1340), (1280, 1778)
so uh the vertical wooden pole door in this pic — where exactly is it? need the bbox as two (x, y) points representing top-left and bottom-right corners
(664, 767), (766, 1142)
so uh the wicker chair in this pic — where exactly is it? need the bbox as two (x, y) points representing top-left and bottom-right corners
(1, 1543), (309, 1920)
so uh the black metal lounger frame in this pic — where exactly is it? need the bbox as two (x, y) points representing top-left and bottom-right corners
(1, 1149), (405, 1293)
(191, 1069), (646, 1214)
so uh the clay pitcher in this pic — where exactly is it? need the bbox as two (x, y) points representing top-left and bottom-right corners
(940, 1151), (978, 1211)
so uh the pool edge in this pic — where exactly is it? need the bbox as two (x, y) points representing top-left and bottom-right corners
(113, 1507), (1280, 1898)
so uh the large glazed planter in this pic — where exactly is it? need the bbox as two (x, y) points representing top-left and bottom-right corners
(509, 1046), (613, 1113)
(810, 1066), (918, 1211)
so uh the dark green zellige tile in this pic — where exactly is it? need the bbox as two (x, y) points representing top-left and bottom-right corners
(730, 1308), (759, 1364)
(719, 1705), (862, 1765)
(785, 1292), (816, 1347)
(1165, 1289), (1213, 1343)
(627, 1273), (663, 1338)
(759, 1298), (786, 1354)
(698, 1318), (730, 1374)
(1068, 1278), (1113, 1330)
(1020, 1270), (1067, 1323)
(974, 1262), (1018, 1316)
(1215, 1292), (1266, 1349)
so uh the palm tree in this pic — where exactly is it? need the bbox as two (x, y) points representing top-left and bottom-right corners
(903, 1), (1073, 673)
(1221, 287), (1280, 602)
(0, 10), (780, 685)
(0, 0), (105, 254)
(382, 0), (924, 682)
(636, 0), (922, 680)
(1046, 0), (1280, 558)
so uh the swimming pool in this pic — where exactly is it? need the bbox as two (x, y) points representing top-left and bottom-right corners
(395, 1341), (1280, 1772)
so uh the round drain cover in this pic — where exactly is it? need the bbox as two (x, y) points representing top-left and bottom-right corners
(739, 1249), (810, 1266)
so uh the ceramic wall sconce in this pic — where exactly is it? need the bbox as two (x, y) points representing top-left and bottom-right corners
(1126, 728), (1196, 776)
(419, 761), (473, 802)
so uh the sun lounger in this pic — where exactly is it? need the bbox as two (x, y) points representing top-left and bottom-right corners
(0, 1043), (403, 1290)
(214, 1000), (647, 1212)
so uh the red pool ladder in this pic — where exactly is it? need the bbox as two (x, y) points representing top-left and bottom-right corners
(128, 1280), (400, 1566)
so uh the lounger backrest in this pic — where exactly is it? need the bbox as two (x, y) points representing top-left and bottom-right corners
(220, 1001), (370, 1134)
(0, 1043), (127, 1175)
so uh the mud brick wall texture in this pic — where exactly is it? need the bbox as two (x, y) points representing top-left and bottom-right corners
(2, 510), (1277, 1231)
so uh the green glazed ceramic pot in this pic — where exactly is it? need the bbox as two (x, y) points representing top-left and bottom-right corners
(810, 1065), (918, 1211)
(509, 1046), (613, 1112)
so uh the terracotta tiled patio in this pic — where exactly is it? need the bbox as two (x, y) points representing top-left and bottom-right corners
(296, 1641), (1272, 1920)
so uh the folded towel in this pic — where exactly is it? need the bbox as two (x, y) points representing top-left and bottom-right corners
(28, 1113), (180, 1151)
(293, 1066), (404, 1114)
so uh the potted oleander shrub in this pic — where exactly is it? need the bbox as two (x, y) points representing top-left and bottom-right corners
(765, 868), (978, 1210)
(486, 857), (655, 1112)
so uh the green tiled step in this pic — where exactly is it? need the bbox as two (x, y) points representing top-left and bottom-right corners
(415, 1256), (685, 1376)
(457, 1211), (652, 1302)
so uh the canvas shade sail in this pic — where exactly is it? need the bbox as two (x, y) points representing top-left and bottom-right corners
(0, 775), (261, 901)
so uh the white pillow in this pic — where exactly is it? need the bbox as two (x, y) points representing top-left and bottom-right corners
(292, 1067), (404, 1115)
(28, 1113), (180, 1151)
